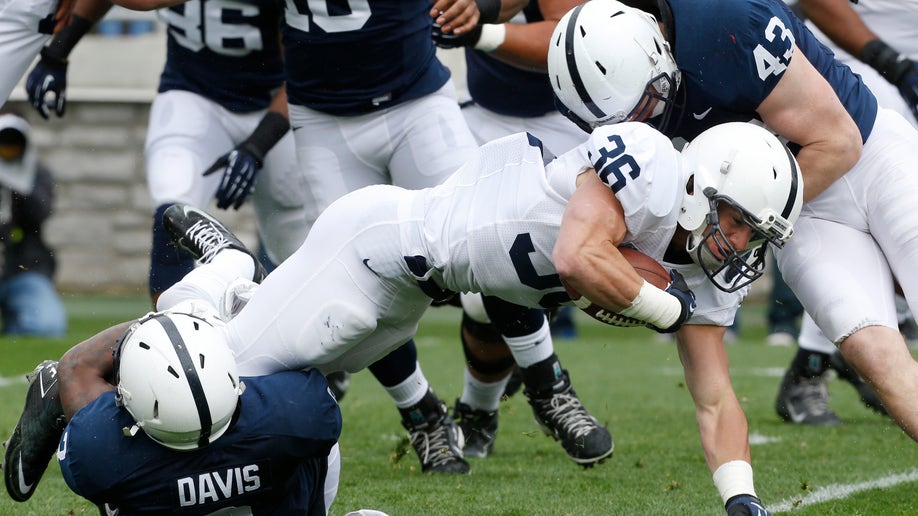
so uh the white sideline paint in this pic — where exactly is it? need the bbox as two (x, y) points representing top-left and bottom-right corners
(771, 469), (918, 512)
(0, 375), (27, 387)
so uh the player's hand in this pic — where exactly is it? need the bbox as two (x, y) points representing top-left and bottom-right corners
(430, 0), (480, 35)
(25, 49), (68, 120)
(650, 270), (696, 334)
(432, 22), (483, 49)
(862, 39), (918, 120)
(203, 143), (263, 210)
(725, 494), (770, 516)
(203, 111), (289, 210)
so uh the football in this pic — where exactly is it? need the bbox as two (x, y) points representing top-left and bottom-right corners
(576, 247), (670, 327)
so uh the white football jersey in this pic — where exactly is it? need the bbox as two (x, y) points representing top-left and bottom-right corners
(407, 122), (683, 310)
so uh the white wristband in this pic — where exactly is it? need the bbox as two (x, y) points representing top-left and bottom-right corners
(617, 280), (682, 328)
(712, 460), (756, 504)
(474, 24), (506, 52)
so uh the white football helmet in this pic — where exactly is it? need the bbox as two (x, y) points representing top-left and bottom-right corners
(547, 0), (680, 132)
(678, 122), (803, 292)
(114, 312), (244, 451)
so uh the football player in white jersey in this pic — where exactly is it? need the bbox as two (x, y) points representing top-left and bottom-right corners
(282, 0), (611, 473)
(772, 0), (918, 426)
(149, 118), (801, 513)
(548, 3), (918, 512)
(0, 0), (73, 106)
(432, 0), (608, 461)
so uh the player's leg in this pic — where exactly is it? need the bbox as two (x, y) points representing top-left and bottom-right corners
(472, 294), (614, 466)
(452, 299), (513, 459)
(369, 342), (469, 474)
(145, 91), (230, 304)
(777, 217), (905, 431)
(847, 109), (918, 440)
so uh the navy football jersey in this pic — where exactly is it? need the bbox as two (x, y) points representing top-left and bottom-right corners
(659, 0), (877, 143)
(465, 3), (555, 117)
(157, 0), (285, 112)
(282, 0), (450, 115)
(59, 370), (341, 515)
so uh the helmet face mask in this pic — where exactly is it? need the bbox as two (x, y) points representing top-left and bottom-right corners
(678, 123), (804, 293)
(114, 312), (244, 451)
(687, 193), (784, 293)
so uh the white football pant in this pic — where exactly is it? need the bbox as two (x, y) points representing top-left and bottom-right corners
(0, 0), (54, 105)
(289, 80), (478, 234)
(776, 108), (918, 343)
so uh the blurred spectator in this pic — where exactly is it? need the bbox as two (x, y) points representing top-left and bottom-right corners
(0, 109), (66, 336)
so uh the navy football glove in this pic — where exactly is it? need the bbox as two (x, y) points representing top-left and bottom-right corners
(650, 269), (696, 334)
(25, 48), (68, 120)
(203, 111), (289, 210)
(862, 39), (918, 120)
(205, 145), (263, 210)
(725, 494), (770, 516)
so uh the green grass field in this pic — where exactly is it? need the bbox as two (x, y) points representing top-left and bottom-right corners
(2, 296), (918, 515)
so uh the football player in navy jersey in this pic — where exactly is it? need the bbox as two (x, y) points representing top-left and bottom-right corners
(4, 313), (341, 514)
(278, 0), (609, 472)
(549, 0), (918, 513)
(431, 0), (615, 463)
(23, 0), (309, 306)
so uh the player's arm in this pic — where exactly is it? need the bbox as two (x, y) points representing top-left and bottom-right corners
(797, 0), (874, 56)
(489, 0), (584, 72)
(204, 83), (290, 210)
(552, 169), (639, 311)
(675, 324), (766, 514)
(26, 0), (112, 119)
(58, 321), (135, 420)
(434, 0), (582, 72)
(799, 0), (918, 119)
(554, 170), (694, 332)
(756, 44), (862, 203)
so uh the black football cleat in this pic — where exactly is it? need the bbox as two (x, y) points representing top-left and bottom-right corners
(399, 390), (470, 474)
(453, 400), (498, 458)
(521, 355), (614, 467)
(3, 360), (67, 502)
(163, 203), (266, 283)
(775, 370), (842, 426)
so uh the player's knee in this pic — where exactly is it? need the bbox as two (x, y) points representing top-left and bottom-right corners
(461, 292), (490, 323)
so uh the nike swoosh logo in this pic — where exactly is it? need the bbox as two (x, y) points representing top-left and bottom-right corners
(692, 107), (713, 120)
(17, 452), (34, 494)
(362, 258), (379, 277)
(56, 432), (67, 461)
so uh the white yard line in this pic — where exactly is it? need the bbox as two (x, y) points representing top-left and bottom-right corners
(771, 469), (918, 512)
(0, 374), (27, 387)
